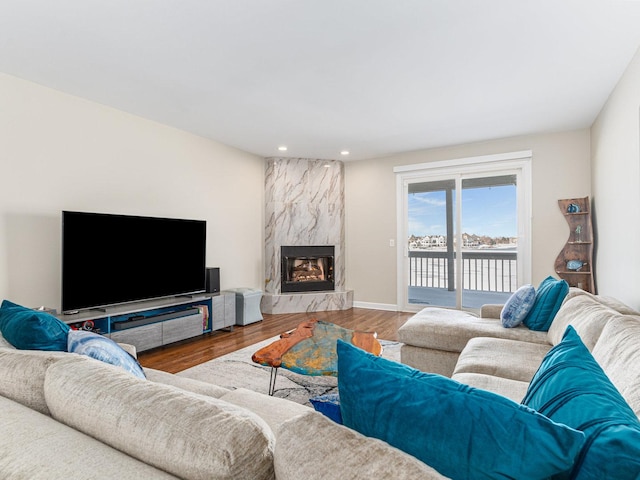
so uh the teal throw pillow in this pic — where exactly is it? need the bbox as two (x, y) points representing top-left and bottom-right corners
(500, 284), (536, 328)
(0, 300), (70, 351)
(523, 276), (569, 331)
(522, 326), (640, 479)
(68, 330), (146, 379)
(337, 340), (584, 480)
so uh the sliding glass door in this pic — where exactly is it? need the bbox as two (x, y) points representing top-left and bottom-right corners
(397, 152), (531, 311)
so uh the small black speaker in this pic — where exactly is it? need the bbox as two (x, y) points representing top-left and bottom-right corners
(205, 267), (220, 293)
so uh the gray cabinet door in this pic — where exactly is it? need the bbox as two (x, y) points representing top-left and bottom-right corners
(110, 323), (162, 352)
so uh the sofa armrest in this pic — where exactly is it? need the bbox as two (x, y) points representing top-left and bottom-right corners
(117, 342), (137, 359)
(480, 304), (503, 319)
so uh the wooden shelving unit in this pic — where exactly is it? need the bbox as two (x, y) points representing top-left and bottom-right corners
(554, 196), (595, 293)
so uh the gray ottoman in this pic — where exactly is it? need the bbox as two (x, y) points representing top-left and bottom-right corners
(228, 288), (263, 326)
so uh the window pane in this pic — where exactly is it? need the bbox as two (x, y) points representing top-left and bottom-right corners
(407, 183), (456, 307)
(461, 177), (517, 308)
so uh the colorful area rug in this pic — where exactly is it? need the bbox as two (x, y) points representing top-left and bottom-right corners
(177, 336), (401, 406)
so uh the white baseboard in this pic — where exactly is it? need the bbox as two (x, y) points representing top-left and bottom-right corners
(353, 301), (399, 312)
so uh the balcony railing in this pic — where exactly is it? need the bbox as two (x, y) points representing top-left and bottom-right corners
(409, 249), (517, 293)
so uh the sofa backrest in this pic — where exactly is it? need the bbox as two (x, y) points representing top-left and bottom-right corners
(591, 315), (640, 418)
(44, 356), (276, 480)
(564, 288), (639, 316)
(0, 347), (68, 415)
(547, 293), (627, 350)
(275, 411), (450, 480)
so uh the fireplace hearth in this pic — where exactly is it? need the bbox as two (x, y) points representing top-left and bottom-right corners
(281, 246), (335, 293)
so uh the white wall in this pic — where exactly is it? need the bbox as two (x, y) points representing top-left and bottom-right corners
(0, 73), (265, 311)
(345, 130), (591, 309)
(591, 46), (640, 309)
(5, 65), (629, 312)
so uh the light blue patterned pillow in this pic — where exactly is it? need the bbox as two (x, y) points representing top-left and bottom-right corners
(501, 284), (536, 328)
(68, 330), (146, 379)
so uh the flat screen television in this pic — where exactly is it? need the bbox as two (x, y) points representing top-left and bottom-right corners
(62, 211), (206, 313)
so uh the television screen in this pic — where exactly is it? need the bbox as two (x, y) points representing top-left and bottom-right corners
(62, 211), (206, 313)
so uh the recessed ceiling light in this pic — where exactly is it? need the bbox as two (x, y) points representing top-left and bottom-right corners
(278, 146), (288, 151)
(340, 150), (350, 156)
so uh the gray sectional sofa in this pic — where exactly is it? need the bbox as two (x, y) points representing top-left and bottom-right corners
(398, 288), (640, 415)
(0, 333), (446, 479)
(2, 286), (639, 479)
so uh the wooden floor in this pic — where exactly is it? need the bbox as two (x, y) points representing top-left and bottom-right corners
(137, 307), (413, 374)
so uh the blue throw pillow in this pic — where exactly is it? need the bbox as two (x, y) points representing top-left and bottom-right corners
(500, 284), (536, 328)
(337, 340), (584, 480)
(309, 393), (342, 424)
(68, 330), (146, 379)
(0, 299), (70, 351)
(523, 276), (569, 331)
(522, 326), (640, 479)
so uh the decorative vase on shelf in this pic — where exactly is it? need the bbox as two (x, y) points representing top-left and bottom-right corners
(574, 225), (582, 243)
(567, 203), (581, 213)
(566, 260), (585, 271)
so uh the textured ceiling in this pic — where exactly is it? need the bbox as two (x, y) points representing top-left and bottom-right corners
(1, 0), (640, 160)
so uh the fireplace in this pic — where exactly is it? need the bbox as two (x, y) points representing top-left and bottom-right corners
(281, 246), (335, 293)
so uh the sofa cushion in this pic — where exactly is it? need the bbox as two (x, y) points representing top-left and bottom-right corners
(337, 340), (584, 480)
(274, 411), (449, 480)
(44, 356), (276, 480)
(451, 372), (530, 403)
(219, 387), (311, 435)
(0, 395), (178, 480)
(522, 326), (640, 479)
(591, 314), (640, 417)
(68, 330), (146, 379)
(500, 284), (536, 327)
(143, 367), (230, 398)
(0, 300), (70, 351)
(0, 348), (68, 415)
(399, 343), (460, 377)
(398, 307), (547, 353)
(523, 276), (569, 331)
(453, 337), (551, 383)
(547, 292), (623, 350)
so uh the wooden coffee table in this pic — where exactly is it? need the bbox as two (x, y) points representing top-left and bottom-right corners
(252, 319), (382, 395)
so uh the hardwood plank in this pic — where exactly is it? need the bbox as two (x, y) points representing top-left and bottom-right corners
(137, 307), (413, 374)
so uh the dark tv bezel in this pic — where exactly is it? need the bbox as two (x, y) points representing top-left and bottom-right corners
(61, 210), (206, 314)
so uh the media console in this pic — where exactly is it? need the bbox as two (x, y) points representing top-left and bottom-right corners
(56, 292), (236, 353)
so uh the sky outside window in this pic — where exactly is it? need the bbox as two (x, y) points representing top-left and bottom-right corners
(409, 185), (516, 239)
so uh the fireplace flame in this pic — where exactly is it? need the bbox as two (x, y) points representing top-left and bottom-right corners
(293, 259), (325, 282)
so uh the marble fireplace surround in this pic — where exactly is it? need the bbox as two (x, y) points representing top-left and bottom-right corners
(261, 157), (353, 314)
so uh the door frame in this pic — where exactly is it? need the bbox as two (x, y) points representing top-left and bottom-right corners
(394, 150), (532, 312)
